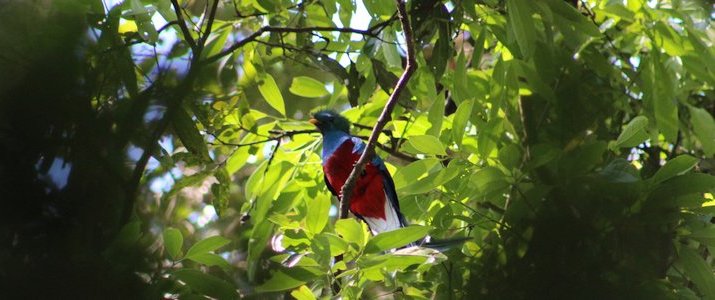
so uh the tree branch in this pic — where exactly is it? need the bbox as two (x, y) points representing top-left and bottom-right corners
(338, 0), (416, 219)
(204, 25), (387, 64)
(122, 1), (220, 225)
(201, 0), (220, 47)
(170, 0), (197, 50)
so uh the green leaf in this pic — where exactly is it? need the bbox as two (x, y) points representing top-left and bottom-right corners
(185, 235), (231, 259)
(255, 267), (323, 292)
(429, 30), (452, 80)
(651, 173), (715, 201)
(187, 252), (232, 272)
(452, 51), (469, 103)
(393, 158), (441, 190)
(163, 228), (183, 260)
(305, 193), (330, 234)
(173, 107), (210, 160)
(172, 269), (237, 299)
(427, 95), (445, 138)
(289, 76), (329, 98)
(258, 73), (286, 116)
(470, 166), (509, 197)
(689, 106), (715, 156)
(290, 285), (316, 300)
(364, 225), (430, 253)
(335, 218), (366, 248)
(452, 100), (474, 147)
(201, 27), (230, 59)
(613, 116), (649, 149)
(688, 226), (715, 247)
(507, 0), (536, 57)
(400, 159), (463, 195)
(652, 155), (698, 185)
(679, 248), (715, 298)
(403, 135), (446, 156)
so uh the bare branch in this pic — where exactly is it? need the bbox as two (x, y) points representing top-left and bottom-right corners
(170, 0), (197, 50)
(201, 0), (220, 47)
(338, 0), (417, 219)
(208, 129), (318, 147)
(204, 25), (387, 64)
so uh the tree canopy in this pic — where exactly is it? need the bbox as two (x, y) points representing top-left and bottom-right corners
(2, 0), (715, 298)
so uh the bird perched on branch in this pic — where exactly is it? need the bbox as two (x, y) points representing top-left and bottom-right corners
(309, 110), (407, 235)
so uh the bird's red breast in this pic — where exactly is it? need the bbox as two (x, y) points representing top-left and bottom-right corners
(323, 140), (387, 220)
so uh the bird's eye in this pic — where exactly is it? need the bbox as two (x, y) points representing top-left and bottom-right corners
(326, 116), (334, 121)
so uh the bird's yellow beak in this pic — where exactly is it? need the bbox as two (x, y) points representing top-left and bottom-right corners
(309, 118), (320, 125)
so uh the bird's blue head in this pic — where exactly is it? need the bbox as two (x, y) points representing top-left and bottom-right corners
(309, 110), (350, 134)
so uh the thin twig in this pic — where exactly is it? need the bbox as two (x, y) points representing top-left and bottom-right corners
(205, 25), (387, 64)
(338, 0), (416, 219)
(208, 129), (318, 147)
(170, 0), (197, 50)
(201, 0), (220, 47)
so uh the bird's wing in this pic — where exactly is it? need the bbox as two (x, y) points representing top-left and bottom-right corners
(378, 164), (409, 228)
(324, 174), (339, 197)
(348, 137), (409, 232)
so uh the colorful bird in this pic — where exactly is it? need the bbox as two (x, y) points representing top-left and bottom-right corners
(309, 110), (408, 235)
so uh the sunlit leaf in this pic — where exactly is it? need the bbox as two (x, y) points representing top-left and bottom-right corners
(163, 228), (183, 260)
(305, 194), (330, 234)
(364, 225), (430, 253)
(336, 218), (367, 249)
(172, 269), (237, 299)
(612, 115), (649, 149)
(187, 252), (231, 272)
(290, 285), (316, 300)
(289, 76), (329, 98)
(652, 155), (698, 185)
(258, 73), (286, 116)
(507, 0), (536, 57)
(185, 236), (231, 259)
(452, 100), (474, 147)
(402, 135), (446, 156)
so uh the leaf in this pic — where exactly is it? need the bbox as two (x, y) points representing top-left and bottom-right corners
(255, 267), (323, 292)
(163, 228), (183, 259)
(400, 159), (463, 195)
(688, 226), (715, 247)
(403, 135), (446, 156)
(679, 248), (715, 299)
(305, 194), (330, 234)
(364, 225), (430, 253)
(393, 158), (441, 190)
(187, 252), (232, 272)
(612, 115), (649, 149)
(335, 218), (366, 248)
(290, 285), (316, 300)
(258, 73), (286, 116)
(452, 100), (474, 147)
(507, 0), (536, 58)
(289, 76), (329, 98)
(689, 106), (715, 156)
(470, 166), (509, 197)
(173, 107), (210, 160)
(201, 27), (230, 59)
(652, 155), (698, 185)
(651, 173), (715, 201)
(185, 235), (231, 259)
(172, 269), (237, 299)
(429, 29), (452, 80)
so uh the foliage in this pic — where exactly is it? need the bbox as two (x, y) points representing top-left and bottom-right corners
(2, 0), (715, 298)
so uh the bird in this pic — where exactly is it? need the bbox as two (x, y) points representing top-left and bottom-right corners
(309, 110), (408, 235)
